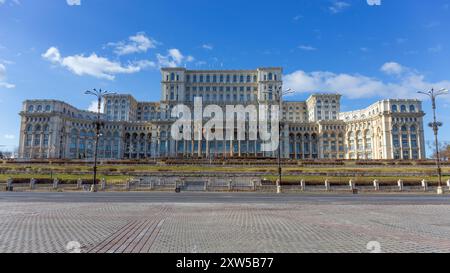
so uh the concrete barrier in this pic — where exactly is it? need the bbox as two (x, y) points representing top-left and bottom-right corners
(30, 178), (36, 190)
(421, 179), (428, 191)
(398, 180), (404, 192)
(373, 180), (380, 191)
(325, 180), (330, 191)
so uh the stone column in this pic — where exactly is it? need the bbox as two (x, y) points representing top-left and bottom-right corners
(373, 180), (380, 191)
(101, 178), (106, 191)
(398, 179), (404, 192)
(30, 178), (36, 190)
(421, 179), (428, 192)
(300, 179), (306, 191)
(53, 178), (59, 190)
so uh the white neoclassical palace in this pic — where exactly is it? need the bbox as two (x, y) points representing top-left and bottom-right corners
(18, 67), (426, 161)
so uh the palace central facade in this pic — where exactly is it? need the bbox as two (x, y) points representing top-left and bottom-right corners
(18, 67), (426, 160)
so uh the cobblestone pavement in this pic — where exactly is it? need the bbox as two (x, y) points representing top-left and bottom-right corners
(1, 200), (450, 253)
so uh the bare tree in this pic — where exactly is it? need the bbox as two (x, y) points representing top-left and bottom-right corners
(427, 140), (450, 161)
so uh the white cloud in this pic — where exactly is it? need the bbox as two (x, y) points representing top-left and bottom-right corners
(0, 63), (15, 89)
(293, 15), (303, 21)
(0, 0), (20, 6)
(109, 33), (158, 56)
(202, 44), (214, 50)
(3, 134), (15, 140)
(284, 62), (450, 101)
(42, 46), (153, 80)
(329, 1), (350, 14)
(428, 44), (443, 53)
(380, 62), (404, 75)
(66, 0), (81, 6)
(157, 49), (194, 68)
(298, 45), (317, 51)
(88, 100), (104, 113)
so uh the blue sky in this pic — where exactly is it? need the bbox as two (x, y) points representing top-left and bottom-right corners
(0, 0), (449, 155)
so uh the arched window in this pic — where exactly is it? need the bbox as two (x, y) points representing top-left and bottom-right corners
(392, 126), (399, 132)
(409, 105), (416, 112)
(170, 73), (175, 81)
(37, 105), (42, 112)
(392, 105), (398, 112)
(401, 105), (407, 113)
(410, 125), (417, 132)
(28, 105), (34, 112)
(45, 105), (51, 112)
(401, 125), (407, 132)
(26, 124), (33, 132)
(268, 73), (273, 81)
(35, 125), (41, 132)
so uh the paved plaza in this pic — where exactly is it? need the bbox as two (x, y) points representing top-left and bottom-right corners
(1, 192), (450, 253)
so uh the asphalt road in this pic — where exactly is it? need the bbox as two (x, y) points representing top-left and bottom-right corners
(0, 191), (449, 205)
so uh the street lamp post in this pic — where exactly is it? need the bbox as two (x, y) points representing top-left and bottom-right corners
(262, 86), (294, 193)
(418, 88), (448, 195)
(85, 89), (116, 192)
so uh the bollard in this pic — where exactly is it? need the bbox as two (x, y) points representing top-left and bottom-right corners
(252, 180), (257, 191)
(349, 180), (356, 190)
(447, 179), (450, 191)
(204, 180), (209, 191)
(228, 180), (233, 191)
(30, 178), (36, 190)
(125, 180), (131, 191)
(150, 181), (154, 190)
(300, 179), (306, 191)
(421, 179), (428, 192)
(325, 180), (330, 191)
(373, 180), (380, 191)
(53, 178), (59, 190)
(398, 180), (404, 192)
(276, 179), (281, 194)
(100, 178), (106, 191)
(6, 178), (13, 192)
(77, 179), (83, 190)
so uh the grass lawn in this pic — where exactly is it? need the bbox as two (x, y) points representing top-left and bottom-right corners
(0, 162), (449, 183)
(262, 175), (450, 184)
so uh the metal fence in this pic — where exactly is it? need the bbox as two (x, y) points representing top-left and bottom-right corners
(1, 177), (450, 193)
